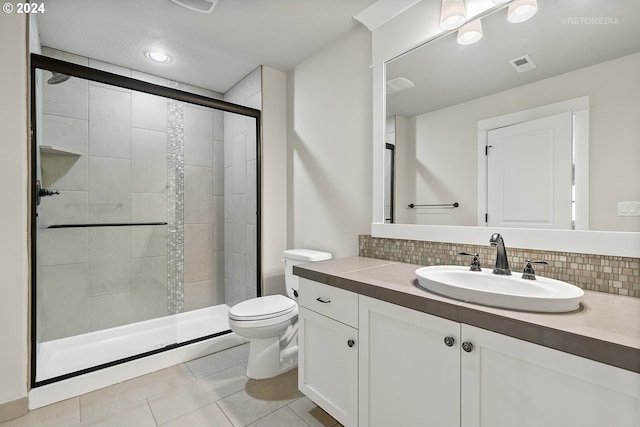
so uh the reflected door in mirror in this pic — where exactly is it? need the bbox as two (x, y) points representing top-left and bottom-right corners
(487, 111), (572, 229)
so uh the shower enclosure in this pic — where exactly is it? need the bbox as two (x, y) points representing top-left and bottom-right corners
(30, 53), (261, 386)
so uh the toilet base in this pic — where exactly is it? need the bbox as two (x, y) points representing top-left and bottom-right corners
(246, 337), (298, 380)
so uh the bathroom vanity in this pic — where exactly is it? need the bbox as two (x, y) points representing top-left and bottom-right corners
(295, 257), (640, 427)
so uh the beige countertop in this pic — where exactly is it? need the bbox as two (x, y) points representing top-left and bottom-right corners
(294, 257), (640, 373)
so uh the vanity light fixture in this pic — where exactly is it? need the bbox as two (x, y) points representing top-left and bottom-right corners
(507, 0), (538, 23)
(457, 19), (483, 45)
(145, 50), (172, 64)
(440, 0), (467, 30)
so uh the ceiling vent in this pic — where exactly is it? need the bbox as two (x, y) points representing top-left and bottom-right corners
(509, 55), (537, 73)
(171, 0), (218, 14)
(386, 77), (415, 94)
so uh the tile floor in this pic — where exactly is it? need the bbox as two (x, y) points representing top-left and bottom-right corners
(1, 344), (342, 427)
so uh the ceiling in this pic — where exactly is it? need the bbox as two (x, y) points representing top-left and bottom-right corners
(37, 0), (376, 92)
(386, 0), (640, 117)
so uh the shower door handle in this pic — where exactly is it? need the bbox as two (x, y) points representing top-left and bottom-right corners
(36, 180), (60, 206)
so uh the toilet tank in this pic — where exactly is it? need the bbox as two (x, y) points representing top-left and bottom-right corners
(283, 249), (332, 299)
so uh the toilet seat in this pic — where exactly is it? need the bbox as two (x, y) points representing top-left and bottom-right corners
(229, 295), (297, 322)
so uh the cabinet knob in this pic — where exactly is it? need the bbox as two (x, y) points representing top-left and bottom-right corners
(444, 336), (455, 347)
(462, 342), (474, 353)
(347, 339), (355, 348)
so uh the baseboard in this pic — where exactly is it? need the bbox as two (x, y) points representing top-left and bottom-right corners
(0, 397), (28, 423)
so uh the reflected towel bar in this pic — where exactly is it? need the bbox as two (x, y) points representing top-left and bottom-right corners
(47, 222), (168, 229)
(408, 202), (459, 209)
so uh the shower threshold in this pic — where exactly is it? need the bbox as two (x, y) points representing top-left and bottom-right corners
(35, 304), (231, 383)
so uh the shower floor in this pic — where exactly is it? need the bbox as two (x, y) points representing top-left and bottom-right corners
(36, 304), (231, 383)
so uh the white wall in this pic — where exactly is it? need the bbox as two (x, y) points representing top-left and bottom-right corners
(287, 26), (373, 258)
(261, 67), (288, 296)
(0, 12), (29, 420)
(400, 106), (479, 226)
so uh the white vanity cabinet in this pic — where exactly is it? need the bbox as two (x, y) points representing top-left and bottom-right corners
(461, 324), (640, 427)
(358, 296), (640, 427)
(298, 278), (359, 427)
(299, 281), (640, 427)
(358, 295), (461, 427)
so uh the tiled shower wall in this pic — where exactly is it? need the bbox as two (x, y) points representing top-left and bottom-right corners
(359, 235), (640, 298)
(182, 95), (225, 312)
(36, 48), (232, 341)
(223, 68), (261, 306)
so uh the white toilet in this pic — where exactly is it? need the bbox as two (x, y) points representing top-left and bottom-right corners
(228, 249), (332, 379)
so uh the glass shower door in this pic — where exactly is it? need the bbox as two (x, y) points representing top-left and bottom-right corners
(32, 54), (261, 385)
(33, 68), (179, 383)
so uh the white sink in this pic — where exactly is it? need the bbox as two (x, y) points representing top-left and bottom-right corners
(415, 265), (584, 313)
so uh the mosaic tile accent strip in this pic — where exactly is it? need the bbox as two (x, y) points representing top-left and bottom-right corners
(167, 82), (185, 314)
(359, 235), (640, 298)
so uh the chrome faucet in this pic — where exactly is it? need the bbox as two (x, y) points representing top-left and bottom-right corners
(489, 233), (511, 275)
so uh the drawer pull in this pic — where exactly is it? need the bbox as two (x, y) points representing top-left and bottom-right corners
(347, 339), (355, 348)
(316, 297), (331, 304)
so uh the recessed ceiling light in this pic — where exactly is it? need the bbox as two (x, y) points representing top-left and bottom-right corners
(386, 77), (415, 94)
(171, 0), (218, 14)
(145, 50), (172, 63)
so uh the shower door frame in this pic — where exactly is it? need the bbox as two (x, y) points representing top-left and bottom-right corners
(29, 53), (262, 387)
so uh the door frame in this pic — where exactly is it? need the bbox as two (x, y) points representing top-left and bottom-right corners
(384, 142), (395, 223)
(476, 96), (590, 230)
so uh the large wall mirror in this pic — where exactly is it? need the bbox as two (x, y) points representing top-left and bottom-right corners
(373, 0), (640, 257)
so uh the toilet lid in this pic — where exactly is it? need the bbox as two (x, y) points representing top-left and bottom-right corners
(229, 295), (297, 321)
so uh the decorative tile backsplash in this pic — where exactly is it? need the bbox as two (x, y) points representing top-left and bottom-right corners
(359, 235), (640, 298)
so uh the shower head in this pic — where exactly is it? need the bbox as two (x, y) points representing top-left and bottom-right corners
(47, 71), (71, 85)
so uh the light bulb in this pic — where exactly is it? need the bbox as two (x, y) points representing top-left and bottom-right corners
(457, 19), (483, 45)
(507, 0), (538, 23)
(440, 0), (467, 30)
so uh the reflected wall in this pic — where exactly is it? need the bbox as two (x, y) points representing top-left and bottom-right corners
(390, 52), (640, 232)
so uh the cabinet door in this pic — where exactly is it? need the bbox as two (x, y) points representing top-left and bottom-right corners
(461, 324), (640, 427)
(359, 296), (461, 427)
(298, 306), (358, 427)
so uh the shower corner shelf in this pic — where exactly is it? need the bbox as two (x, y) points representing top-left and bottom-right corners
(39, 145), (81, 156)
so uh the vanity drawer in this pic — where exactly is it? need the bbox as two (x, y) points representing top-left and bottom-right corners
(299, 278), (358, 328)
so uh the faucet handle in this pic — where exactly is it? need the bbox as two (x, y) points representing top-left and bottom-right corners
(459, 252), (482, 271)
(522, 260), (548, 280)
